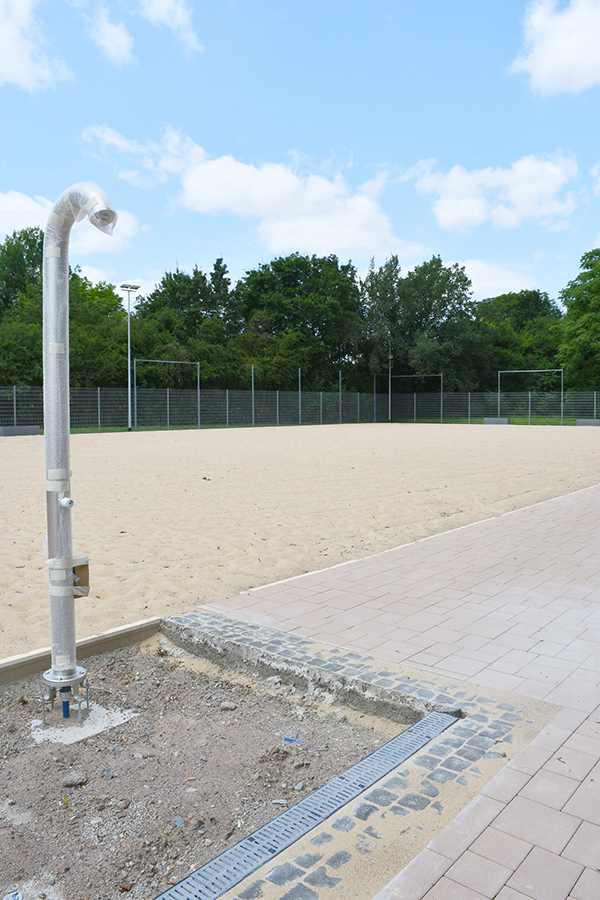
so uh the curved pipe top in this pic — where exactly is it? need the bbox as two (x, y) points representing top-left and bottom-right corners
(46, 181), (118, 238)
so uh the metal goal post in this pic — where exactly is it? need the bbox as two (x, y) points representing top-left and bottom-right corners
(134, 358), (201, 431)
(497, 369), (564, 425)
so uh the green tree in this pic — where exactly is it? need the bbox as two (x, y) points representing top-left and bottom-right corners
(473, 289), (563, 391)
(362, 255), (475, 389)
(232, 253), (363, 389)
(559, 249), (600, 388)
(0, 267), (126, 386)
(0, 227), (44, 319)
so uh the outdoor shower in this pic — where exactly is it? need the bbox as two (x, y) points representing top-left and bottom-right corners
(42, 183), (117, 718)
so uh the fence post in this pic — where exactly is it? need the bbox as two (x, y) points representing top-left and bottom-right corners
(357, 392), (360, 423)
(276, 390), (279, 426)
(595, 390), (597, 420)
(414, 392), (416, 423)
(13, 384), (17, 426)
(468, 392), (470, 424)
(197, 363), (201, 429)
(440, 373), (443, 424)
(528, 391), (531, 425)
(561, 370), (564, 426)
(166, 388), (170, 430)
(226, 389), (229, 428)
(373, 373), (376, 423)
(134, 359), (138, 431)
(298, 368), (302, 425)
(339, 371), (342, 424)
(98, 386), (101, 433)
(320, 391), (323, 425)
(251, 365), (255, 427)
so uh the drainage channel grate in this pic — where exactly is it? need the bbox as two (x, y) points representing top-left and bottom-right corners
(155, 710), (457, 900)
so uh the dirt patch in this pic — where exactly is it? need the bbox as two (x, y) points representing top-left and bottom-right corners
(0, 635), (403, 900)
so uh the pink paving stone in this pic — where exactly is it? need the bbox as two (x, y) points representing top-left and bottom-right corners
(562, 821), (600, 869)
(544, 748), (598, 781)
(445, 849), (513, 897)
(546, 679), (600, 713)
(513, 678), (555, 700)
(468, 670), (526, 693)
(428, 796), (505, 860)
(569, 867), (600, 900)
(562, 763), (600, 827)
(470, 827), (532, 869)
(431, 656), (488, 677)
(563, 733), (600, 758)
(480, 767), (531, 804)
(505, 744), (556, 777)
(493, 797), (581, 853)
(494, 889), (535, 899)
(507, 847), (583, 900)
(518, 769), (580, 810)
(372, 849), (452, 900)
(421, 878), (488, 899)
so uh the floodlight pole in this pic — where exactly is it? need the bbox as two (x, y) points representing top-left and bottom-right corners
(120, 283), (140, 431)
(42, 183), (117, 717)
(388, 340), (393, 422)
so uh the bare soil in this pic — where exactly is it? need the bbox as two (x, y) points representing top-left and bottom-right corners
(0, 636), (401, 900)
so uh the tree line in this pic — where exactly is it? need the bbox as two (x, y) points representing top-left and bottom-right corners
(0, 226), (598, 392)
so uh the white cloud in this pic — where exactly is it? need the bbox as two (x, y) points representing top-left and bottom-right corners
(138, 0), (201, 51)
(0, 0), (72, 90)
(0, 189), (53, 235)
(84, 124), (427, 264)
(89, 7), (135, 66)
(512, 0), (600, 94)
(78, 264), (111, 284)
(462, 259), (540, 300)
(414, 154), (578, 232)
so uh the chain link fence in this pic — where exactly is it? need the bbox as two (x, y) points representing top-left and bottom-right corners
(1, 385), (598, 431)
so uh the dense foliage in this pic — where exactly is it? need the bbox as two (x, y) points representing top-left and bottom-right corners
(1, 226), (598, 391)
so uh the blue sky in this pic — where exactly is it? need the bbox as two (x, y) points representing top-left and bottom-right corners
(1, 0), (600, 307)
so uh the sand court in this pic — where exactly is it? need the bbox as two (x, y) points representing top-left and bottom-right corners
(1, 422), (599, 658)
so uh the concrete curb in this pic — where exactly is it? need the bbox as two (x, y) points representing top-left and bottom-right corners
(0, 617), (162, 684)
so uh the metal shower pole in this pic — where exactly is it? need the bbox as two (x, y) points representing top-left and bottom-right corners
(42, 183), (117, 717)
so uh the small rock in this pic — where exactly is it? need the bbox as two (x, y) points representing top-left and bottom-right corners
(172, 816), (185, 829)
(48, 880), (56, 887)
(266, 676), (281, 687)
(199, 755), (208, 762)
(272, 799), (288, 806)
(220, 701), (237, 711)
(294, 782), (304, 791)
(204, 839), (213, 847)
(101, 766), (119, 779)
(63, 771), (88, 788)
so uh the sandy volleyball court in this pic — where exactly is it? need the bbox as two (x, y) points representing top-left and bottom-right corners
(2, 422), (599, 658)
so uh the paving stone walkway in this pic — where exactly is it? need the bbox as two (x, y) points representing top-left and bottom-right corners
(203, 484), (600, 900)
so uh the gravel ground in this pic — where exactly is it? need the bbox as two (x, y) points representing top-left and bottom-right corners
(0, 635), (402, 900)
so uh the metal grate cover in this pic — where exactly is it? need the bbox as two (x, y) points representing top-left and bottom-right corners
(154, 710), (457, 900)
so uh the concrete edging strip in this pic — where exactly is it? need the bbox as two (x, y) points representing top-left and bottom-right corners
(0, 617), (162, 685)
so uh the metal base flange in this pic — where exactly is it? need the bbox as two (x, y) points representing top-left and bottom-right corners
(42, 665), (87, 691)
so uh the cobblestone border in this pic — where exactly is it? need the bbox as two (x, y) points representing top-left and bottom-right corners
(157, 611), (558, 900)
